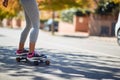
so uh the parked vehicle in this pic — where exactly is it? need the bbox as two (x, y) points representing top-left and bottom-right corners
(115, 12), (120, 45)
(43, 19), (59, 32)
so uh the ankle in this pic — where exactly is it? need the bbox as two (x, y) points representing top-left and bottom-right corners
(18, 49), (25, 51)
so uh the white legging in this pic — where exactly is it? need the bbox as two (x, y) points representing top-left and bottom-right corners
(20, 0), (40, 43)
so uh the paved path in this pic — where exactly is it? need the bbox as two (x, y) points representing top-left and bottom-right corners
(0, 28), (120, 80)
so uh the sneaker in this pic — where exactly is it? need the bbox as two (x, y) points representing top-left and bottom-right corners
(16, 49), (29, 56)
(27, 51), (46, 61)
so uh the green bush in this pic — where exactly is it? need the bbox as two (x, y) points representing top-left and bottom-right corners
(60, 8), (91, 23)
(60, 9), (75, 23)
(95, 1), (119, 15)
(75, 10), (91, 17)
(40, 19), (48, 23)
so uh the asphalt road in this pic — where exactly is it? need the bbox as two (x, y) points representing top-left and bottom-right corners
(0, 28), (120, 80)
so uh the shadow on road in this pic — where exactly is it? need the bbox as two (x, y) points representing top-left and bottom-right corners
(61, 35), (89, 39)
(0, 46), (120, 80)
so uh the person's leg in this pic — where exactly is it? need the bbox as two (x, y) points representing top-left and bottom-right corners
(20, 0), (40, 53)
(18, 11), (32, 51)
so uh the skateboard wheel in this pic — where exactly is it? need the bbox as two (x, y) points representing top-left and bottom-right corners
(40, 60), (43, 63)
(24, 58), (28, 63)
(16, 57), (21, 62)
(34, 61), (39, 66)
(45, 60), (50, 65)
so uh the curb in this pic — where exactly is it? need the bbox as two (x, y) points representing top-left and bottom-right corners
(89, 36), (116, 42)
(56, 32), (116, 43)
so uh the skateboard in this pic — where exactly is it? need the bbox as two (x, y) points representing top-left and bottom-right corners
(16, 54), (50, 66)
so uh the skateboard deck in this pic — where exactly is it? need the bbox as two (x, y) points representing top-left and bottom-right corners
(16, 54), (50, 66)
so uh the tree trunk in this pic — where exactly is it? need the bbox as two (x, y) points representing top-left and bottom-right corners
(0, 20), (3, 27)
(51, 11), (55, 35)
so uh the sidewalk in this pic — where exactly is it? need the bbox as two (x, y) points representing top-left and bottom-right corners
(56, 32), (116, 43)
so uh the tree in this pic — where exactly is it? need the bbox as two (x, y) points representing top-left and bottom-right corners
(0, 0), (21, 26)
